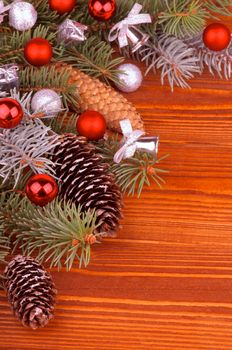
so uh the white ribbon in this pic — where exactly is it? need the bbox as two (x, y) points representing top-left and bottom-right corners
(114, 119), (145, 164)
(108, 3), (152, 48)
(0, 0), (11, 24)
(58, 19), (88, 44)
(0, 64), (19, 83)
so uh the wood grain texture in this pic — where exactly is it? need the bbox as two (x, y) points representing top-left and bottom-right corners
(1, 17), (232, 350)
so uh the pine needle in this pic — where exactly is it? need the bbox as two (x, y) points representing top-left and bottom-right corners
(95, 136), (168, 197)
(2, 195), (99, 271)
(62, 36), (124, 85)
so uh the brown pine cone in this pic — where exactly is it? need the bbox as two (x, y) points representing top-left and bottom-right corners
(69, 67), (144, 133)
(4, 255), (57, 330)
(52, 134), (123, 237)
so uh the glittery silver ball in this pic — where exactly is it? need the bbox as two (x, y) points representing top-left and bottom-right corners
(31, 89), (62, 118)
(115, 63), (143, 93)
(9, 2), (37, 31)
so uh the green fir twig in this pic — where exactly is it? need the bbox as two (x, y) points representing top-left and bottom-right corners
(62, 36), (124, 85)
(20, 66), (79, 110)
(96, 136), (169, 197)
(0, 194), (99, 271)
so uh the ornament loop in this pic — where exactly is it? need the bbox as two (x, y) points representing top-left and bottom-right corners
(108, 3), (151, 50)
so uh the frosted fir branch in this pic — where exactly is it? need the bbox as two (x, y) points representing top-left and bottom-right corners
(186, 35), (232, 79)
(0, 120), (60, 187)
(122, 35), (200, 90)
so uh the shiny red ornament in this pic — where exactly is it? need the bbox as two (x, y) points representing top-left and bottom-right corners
(24, 38), (53, 67)
(203, 23), (231, 51)
(0, 98), (23, 129)
(88, 0), (116, 21)
(26, 174), (58, 207)
(76, 110), (106, 141)
(49, 0), (76, 14)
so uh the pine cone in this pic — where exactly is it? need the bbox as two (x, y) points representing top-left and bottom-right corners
(4, 255), (57, 330)
(69, 67), (144, 133)
(52, 134), (123, 237)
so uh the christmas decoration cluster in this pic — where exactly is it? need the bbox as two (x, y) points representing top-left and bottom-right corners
(0, 0), (231, 330)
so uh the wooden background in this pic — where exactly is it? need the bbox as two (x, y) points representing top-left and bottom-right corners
(1, 16), (232, 350)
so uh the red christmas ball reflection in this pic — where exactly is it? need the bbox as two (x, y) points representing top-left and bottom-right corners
(203, 23), (231, 51)
(0, 98), (23, 129)
(76, 110), (106, 141)
(49, 0), (76, 14)
(88, 0), (116, 21)
(26, 174), (58, 207)
(24, 38), (53, 67)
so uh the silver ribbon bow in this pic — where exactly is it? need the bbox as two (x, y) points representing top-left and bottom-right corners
(0, 0), (11, 24)
(0, 64), (19, 83)
(114, 119), (145, 163)
(114, 119), (159, 163)
(108, 3), (152, 49)
(58, 19), (88, 44)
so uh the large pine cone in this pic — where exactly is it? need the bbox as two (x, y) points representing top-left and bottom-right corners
(52, 134), (123, 236)
(69, 67), (144, 133)
(4, 255), (56, 330)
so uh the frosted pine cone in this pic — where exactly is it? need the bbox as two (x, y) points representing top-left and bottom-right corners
(4, 255), (57, 330)
(52, 134), (123, 236)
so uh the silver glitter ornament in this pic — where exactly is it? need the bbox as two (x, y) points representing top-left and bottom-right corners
(31, 89), (62, 118)
(9, 1), (37, 31)
(115, 63), (143, 93)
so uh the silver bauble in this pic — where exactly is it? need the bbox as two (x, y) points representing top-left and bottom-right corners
(31, 89), (62, 118)
(9, 2), (37, 31)
(115, 63), (143, 93)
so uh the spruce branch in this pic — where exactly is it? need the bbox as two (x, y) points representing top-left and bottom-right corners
(0, 222), (9, 264)
(204, 0), (232, 16)
(0, 120), (60, 187)
(157, 0), (208, 38)
(45, 111), (79, 135)
(95, 136), (168, 197)
(0, 191), (23, 266)
(19, 66), (79, 110)
(3, 195), (99, 271)
(61, 36), (124, 85)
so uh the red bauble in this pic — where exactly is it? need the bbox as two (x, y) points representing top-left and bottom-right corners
(203, 23), (231, 51)
(26, 174), (58, 207)
(24, 38), (53, 67)
(88, 0), (116, 21)
(0, 98), (23, 129)
(49, 0), (76, 14)
(76, 110), (106, 141)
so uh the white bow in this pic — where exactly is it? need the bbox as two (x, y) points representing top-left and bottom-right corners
(114, 119), (145, 163)
(108, 3), (152, 48)
(0, 64), (19, 83)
